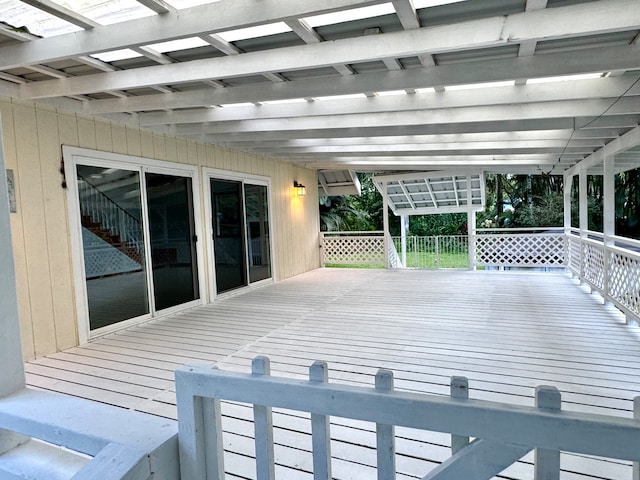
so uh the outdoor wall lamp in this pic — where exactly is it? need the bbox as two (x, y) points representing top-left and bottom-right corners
(294, 181), (306, 197)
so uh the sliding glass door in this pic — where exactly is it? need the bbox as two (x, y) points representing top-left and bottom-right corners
(146, 173), (199, 311)
(210, 177), (272, 294)
(76, 163), (200, 332)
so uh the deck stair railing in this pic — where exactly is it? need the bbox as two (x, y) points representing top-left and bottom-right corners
(176, 356), (640, 480)
(77, 175), (143, 263)
(568, 228), (640, 322)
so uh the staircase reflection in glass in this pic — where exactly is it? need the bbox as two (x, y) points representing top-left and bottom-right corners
(77, 165), (149, 329)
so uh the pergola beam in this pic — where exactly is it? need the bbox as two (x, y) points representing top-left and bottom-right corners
(19, 0), (99, 30)
(82, 45), (640, 115)
(137, 77), (640, 126)
(169, 97), (640, 135)
(0, 0), (390, 70)
(16, 0), (640, 99)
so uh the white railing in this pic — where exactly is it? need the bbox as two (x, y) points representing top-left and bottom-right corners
(321, 231), (386, 266)
(568, 228), (640, 322)
(175, 356), (640, 480)
(392, 235), (469, 269)
(475, 228), (566, 268)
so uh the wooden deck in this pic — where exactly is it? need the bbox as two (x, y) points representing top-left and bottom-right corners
(25, 268), (640, 480)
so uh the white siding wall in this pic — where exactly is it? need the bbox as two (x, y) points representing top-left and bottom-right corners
(2, 97), (320, 360)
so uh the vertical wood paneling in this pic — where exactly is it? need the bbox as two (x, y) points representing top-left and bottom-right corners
(140, 130), (154, 159)
(125, 126), (142, 156)
(12, 104), (57, 357)
(77, 117), (97, 149)
(35, 106), (77, 351)
(4, 97), (319, 360)
(152, 134), (167, 161)
(94, 120), (113, 152)
(111, 124), (127, 154)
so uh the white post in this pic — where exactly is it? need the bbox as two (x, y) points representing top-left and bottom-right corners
(603, 155), (615, 307)
(563, 173), (573, 275)
(579, 168), (588, 283)
(467, 177), (476, 270)
(382, 181), (390, 269)
(0, 128), (29, 454)
(534, 386), (561, 480)
(0, 140), (25, 397)
(400, 215), (407, 269)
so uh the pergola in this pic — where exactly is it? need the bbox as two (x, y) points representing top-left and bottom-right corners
(1, 0), (640, 478)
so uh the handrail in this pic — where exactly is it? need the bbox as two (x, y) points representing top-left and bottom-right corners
(175, 356), (640, 480)
(77, 173), (140, 226)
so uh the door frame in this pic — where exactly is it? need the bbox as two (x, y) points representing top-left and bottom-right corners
(202, 168), (275, 301)
(63, 146), (206, 343)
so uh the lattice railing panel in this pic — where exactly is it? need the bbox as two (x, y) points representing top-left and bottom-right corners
(581, 242), (605, 290)
(323, 236), (385, 265)
(567, 235), (581, 274)
(475, 234), (565, 266)
(607, 249), (640, 316)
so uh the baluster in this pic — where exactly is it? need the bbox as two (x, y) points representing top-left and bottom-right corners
(252, 357), (276, 480)
(375, 369), (396, 480)
(450, 376), (469, 453)
(309, 361), (332, 480)
(534, 386), (561, 480)
(634, 397), (640, 480)
(175, 368), (225, 480)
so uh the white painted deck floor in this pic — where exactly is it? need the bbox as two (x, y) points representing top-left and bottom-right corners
(26, 268), (640, 480)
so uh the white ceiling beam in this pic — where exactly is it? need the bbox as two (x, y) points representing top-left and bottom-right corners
(566, 125), (640, 175)
(224, 132), (605, 148)
(170, 97), (640, 134)
(83, 44), (640, 115)
(136, 0), (176, 14)
(137, 76), (640, 125)
(18, 0), (640, 98)
(0, 0), (390, 70)
(0, 24), (37, 42)
(270, 147), (593, 157)
(19, 0), (99, 30)
(392, 0), (420, 29)
(131, 46), (174, 65)
(248, 140), (600, 153)
(195, 120), (627, 144)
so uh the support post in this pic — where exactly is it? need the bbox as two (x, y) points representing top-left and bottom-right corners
(0, 129), (30, 454)
(467, 177), (476, 270)
(563, 173), (574, 275)
(603, 155), (615, 307)
(382, 181), (390, 269)
(634, 397), (640, 480)
(579, 168), (588, 282)
(400, 215), (407, 269)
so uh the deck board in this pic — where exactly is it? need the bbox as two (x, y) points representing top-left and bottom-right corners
(26, 268), (640, 479)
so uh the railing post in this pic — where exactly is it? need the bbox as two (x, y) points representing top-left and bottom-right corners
(450, 377), (469, 453)
(634, 397), (640, 480)
(375, 369), (396, 480)
(310, 361), (332, 480)
(534, 386), (561, 480)
(435, 236), (440, 269)
(252, 356), (276, 480)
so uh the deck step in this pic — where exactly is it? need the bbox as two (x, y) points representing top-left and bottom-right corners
(0, 438), (90, 480)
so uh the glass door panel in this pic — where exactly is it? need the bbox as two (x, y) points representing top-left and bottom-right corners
(244, 184), (271, 283)
(76, 165), (149, 330)
(211, 179), (247, 293)
(145, 172), (199, 311)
